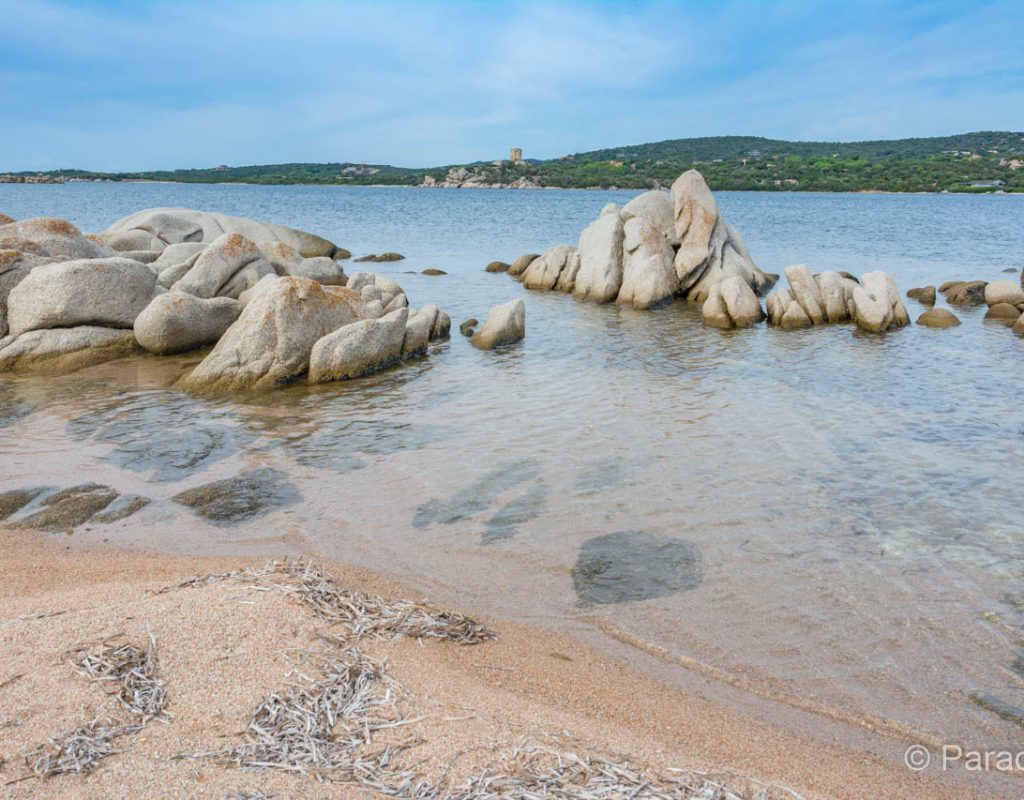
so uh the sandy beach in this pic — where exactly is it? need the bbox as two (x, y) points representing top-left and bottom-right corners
(0, 528), (986, 800)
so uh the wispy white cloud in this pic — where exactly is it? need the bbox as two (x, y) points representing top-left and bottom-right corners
(1, 0), (1021, 170)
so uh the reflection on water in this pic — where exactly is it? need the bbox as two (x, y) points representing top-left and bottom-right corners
(2, 184), (1024, 766)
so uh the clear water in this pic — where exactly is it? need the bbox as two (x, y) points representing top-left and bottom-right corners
(3, 183), (1024, 766)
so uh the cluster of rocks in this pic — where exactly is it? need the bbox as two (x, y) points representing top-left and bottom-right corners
(760, 266), (910, 333)
(422, 167), (542, 189)
(0, 209), (451, 386)
(905, 271), (1024, 332)
(498, 170), (778, 310)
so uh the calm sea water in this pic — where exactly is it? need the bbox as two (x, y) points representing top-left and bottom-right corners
(2, 183), (1024, 778)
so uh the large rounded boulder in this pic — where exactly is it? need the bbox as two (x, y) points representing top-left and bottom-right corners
(181, 277), (363, 391)
(6, 257), (157, 336)
(134, 292), (241, 355)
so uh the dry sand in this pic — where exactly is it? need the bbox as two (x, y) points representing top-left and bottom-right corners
(0, 529), (992, 799)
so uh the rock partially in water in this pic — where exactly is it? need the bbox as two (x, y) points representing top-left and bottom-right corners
(618, 215), (677, 309)
(983, 303), (1022, 325)
(421, 268), (447, 276)
(172, 468), (300, 525)
(942, 280), (987, 306)
(572, 531), (703, 605)
(0, 326), (141, 374)
(0, 487), (47, 520)
(470, 299), (525, 351)
(11, 483), (119, 531)
(851, 271), (910, 333)
(354, 252), (404, 263)
(916, 308), (961, 329)
(702, 275), (763, 329)
(459, 318), (478, 337)
(309, 308), (408, 383)
(506, 253), (540, 278)
(984, 280), (1024, 307)
(573, 214), (623, 303)
(906, 285), (936, 305)
(481, 480), (550, 544)
(485, 261), (510, 273)
(522, 244), (576, 292)
(91, 494), (151, 523)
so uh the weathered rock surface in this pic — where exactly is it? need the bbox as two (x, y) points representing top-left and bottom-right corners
(984, 280), (1024, 307)
(309, 308), (409, 383)
(172, 468), (299, 524)
(471, 299), (526, 350)
(622, 190), (676, 244)
(182, 277), (364, 391)
(907, 285), (936, 305)
(0, 217), (112, 260)
(6, 257), (157, 336)
(401, 305), (438, 358)
(1014, 314), (1024, 335)
(852, 271), (910, 332)
(9, 483), (119, 531)
(134, 292), (241, 354)
(617, 216), (677, 309)
(0, 213), (14, 225)
(522, 244), (576, 291)
(702, 276), (763, 328)
(671, 170), (719, 286)
(507, 253), (540, 278)
(0, 326), (140, 373)
(172, 233), (275, 299)
(942, 280), (988, 306)
(573, 214), (623, 303)
(766, 287), (812, 329)
(104, 208), (344, 258)
(815, 271), (858, 323)
(917, 308), (961, 328)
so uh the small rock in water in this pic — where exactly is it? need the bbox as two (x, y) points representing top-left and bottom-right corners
(916, 308), (961, 328)
(572, 531), (703, 605)
(354, 252), (405, 263)
(421, 268), (447, 276)
(0, 487), (47, 520)
(459, 318), (478, 337)
(942, 280), (987, 306)
(984, 303), (1022, 325)
(485, 261), (510, 273)
(906, 285), (936, 305)
(172, 468), (300, 525)
(11, 483), (119, 531)
(1002, 267), (1017, 273)
(470, 299), (525, 350)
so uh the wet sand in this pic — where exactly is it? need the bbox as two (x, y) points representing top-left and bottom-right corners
(0, 529), (990, 799)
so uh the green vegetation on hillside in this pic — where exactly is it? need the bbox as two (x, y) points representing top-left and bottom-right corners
(6, 132), (1024, 192)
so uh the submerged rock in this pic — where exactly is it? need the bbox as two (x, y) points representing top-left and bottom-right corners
(421, 268), (447, 276)
(470, 299), (525, 350)
(0, 487), (47, 520)
(91, 495), (151, 523)
(11, 483), (119, 531)
(572, 531), (703, 605)
(485, 261), (510, 273)
(172, 468), (300, 524)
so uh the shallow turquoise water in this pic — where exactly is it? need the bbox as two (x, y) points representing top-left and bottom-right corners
(2, 183), (1024, 765)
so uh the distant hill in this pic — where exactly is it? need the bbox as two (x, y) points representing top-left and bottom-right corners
(5, 131), (1023, 192)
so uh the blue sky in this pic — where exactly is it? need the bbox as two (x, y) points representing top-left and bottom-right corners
(2, 0), (1022, 170)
